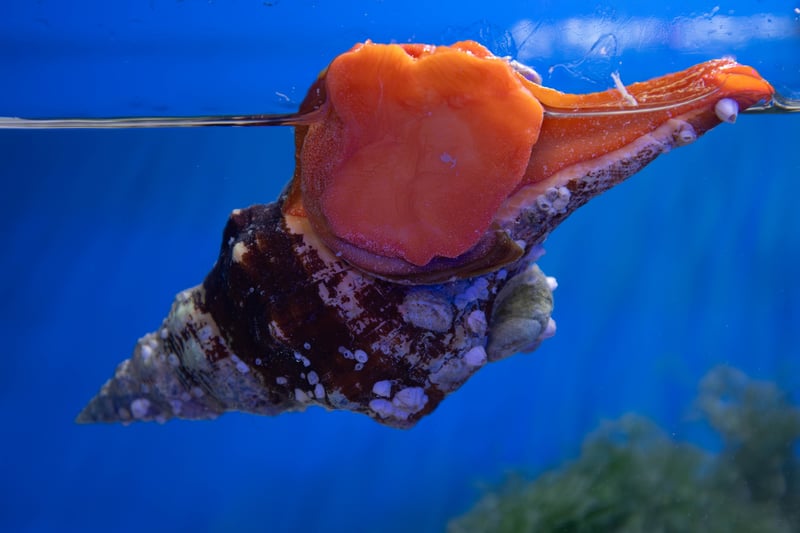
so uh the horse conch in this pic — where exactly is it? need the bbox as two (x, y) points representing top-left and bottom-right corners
(77, 41), (774, 428)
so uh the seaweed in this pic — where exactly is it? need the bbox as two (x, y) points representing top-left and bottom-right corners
(449, 366), (800, 533)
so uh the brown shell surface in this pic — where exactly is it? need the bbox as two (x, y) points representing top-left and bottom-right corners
(77, 200), (554, 428)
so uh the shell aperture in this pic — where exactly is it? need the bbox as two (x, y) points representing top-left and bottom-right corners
(296, 41), (544, 281)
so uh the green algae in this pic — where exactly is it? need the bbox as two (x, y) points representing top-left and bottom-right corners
(450, 366), (800, 533)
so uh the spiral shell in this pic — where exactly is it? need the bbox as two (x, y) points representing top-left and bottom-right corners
(77, 202), (555, 428)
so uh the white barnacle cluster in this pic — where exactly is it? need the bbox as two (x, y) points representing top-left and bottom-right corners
(398, 288), (453, 332)
(293, 350), (311, 367)
(453, 277), (490, 310)
(429, 344), (488, 389)
(465, 310), (487, 336)
(294, 373), (326, 403)
(338, 346), (369, 371)
(535, 186), (571, 216)
(294, 388), (310, 403)
(230, 354), (250, 374)
(130, 398), (151, 419)
(303, 371), (326, 400)
(140, 342), (154, 362)
(368, 386), (428, 421)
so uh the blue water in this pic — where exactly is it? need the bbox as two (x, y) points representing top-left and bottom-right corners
(1, 2), (799, 532)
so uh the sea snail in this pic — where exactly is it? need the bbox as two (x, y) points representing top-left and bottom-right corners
(281, 41), (774, 284)
(77, 42), (774, 427)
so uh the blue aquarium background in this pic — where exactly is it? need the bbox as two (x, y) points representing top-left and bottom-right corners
(1, 1), (798, 531)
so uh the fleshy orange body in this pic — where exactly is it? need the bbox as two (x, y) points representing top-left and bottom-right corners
(284, 41), (773, 282)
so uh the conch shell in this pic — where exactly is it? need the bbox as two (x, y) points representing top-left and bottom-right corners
(78, 41), (773, 428)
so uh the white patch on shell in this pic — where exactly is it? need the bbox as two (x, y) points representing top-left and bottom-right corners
(429, 357), (472, 390)
(295, 388), (310, 403)
(354, 349), (369, 363)
(276, 376), (288, 385)
(232, 241), (249, 264)
(393, 387), (428, 413)
(269, 321), (290, 344)
(307, 371), (319, 385)
(399, 289), (453, 332)
(715, 98), (738, 124)
(230, 354), (249, 374)
(369, 399), (396, 419)
(140, 343), (153, 361)
(169, 399), (182, 415)
(372, 380), (392, 397)
(197, 325), (213, 342)
(315, 267), (371, 327)
(130, 398), (151, 419)
(463, 346), (488, 367)
(466, 310), (487, 336)
(314, 383), (325, 399)
(454, 277), (490, 310)
(540, 318), (557, 339)
(369, 386), (429, 421)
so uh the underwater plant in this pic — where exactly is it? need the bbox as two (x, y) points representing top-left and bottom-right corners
(449, 366), (800, 533)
